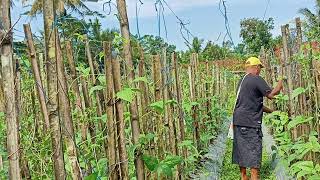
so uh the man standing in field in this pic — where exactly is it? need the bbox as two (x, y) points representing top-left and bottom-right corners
(232, 57), (283, 180)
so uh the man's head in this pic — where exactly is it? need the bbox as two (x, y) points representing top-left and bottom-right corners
(245, 57), (263, 75)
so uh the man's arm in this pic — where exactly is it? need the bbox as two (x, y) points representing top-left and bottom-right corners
(266, 80), (283, 99)
(263, 106), (273, 113)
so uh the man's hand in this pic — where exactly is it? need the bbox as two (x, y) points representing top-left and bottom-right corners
(266, 79), (283, 99)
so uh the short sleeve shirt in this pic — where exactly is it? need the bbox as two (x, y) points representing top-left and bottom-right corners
(233, 74), (272, 128)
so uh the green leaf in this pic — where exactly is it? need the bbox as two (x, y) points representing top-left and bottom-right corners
(158, 163), (173, 177)
(142, 155), (159, 171)
(84, 172), (98, 180)
(291, 161), (314, 173)
(296, 170), (309, 178)
(133, 76), (148, 83)
(94, 114), (108, 123)
(76, 66), (91, 77)
(178, 140), (193, 148)
(98, 51), (105, 60)
(0, 112), (4, 118)
(292, 87), (306, 98)
(287, 116), (313, 130)
(309, 175), (320, 180)
(116, 88), (134, 103)
(97, 75), (106, 85)
(309, 135), (320, 152)
(182, 101), (193, 113)
(146, 133), (156, 141)
(161, 155), (183, 168)
(165, 99), (178, 105)
(149, 101), (164, 113)
(89, 85), (105, 97)
(97, 158), (108, 171)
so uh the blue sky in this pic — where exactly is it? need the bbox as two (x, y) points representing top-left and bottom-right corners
(12, 0), (315, 50)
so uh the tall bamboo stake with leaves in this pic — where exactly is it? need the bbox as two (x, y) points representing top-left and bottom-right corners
(153, 54), (164, 159)
(116, 0), (145, 178)
(42, 0), (66, 178)
(24, 24), (50, 132)
(104, 41), (118, 180)
(138, 46), (149, 134)
(112, 57), (129, 179)
(173, 52), (186, 158)
(0, 0), (21, 179)
(281, 24), (298, 140)
(56, 31), (82, 180)
(65, 40), (87, 138)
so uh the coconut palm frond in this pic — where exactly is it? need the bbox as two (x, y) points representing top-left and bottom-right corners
(299, 8), (318, 25)
(29, 0), (43, 16)
(64, 0), (103, 17)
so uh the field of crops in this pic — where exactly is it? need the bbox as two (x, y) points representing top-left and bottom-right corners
(0, 0), (320, 179)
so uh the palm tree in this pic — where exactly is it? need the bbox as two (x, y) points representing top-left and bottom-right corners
(191, 37), (204, 53)
(22, 0), (94, 16)
(299, 0), (320, 40)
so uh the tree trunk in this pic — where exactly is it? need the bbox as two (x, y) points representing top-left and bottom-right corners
(23, 24), (50, 132)
(0, 0), (21, 179)
(43, 0), (66, 178)
(116, 0), (145, 178)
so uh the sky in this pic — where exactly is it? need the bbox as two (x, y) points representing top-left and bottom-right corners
(11, 0), (315, 51)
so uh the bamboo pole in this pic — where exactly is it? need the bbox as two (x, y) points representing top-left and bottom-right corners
(24, 24), (50, 132)
(281, 24), (297, 140)
(84, 35), (103, 125)
(116, 0), (145, 177)
(112, 56), (129, 179)
(104, 42), (118, 180)
(281, 24), (294, 117)
(138, 46), (149, 134)
(0, 72), (5, 170)
(153, 54), (164, 159)
(0, 1), (21, 179)
(173, 53), (186, 158)
(172, 52), (184, 179)
(43, 0), (66, 176)
(56, 31), (82, 180)
(190, 53), (200, 149)
(295, 18), (307, 137)
(205, 61), (211, 130)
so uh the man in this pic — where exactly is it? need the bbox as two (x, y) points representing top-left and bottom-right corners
(232, 57), (283, 180)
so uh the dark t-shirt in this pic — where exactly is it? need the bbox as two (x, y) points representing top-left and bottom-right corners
(233, 74), (272, 128)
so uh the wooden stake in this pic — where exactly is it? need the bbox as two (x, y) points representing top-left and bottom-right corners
(104, 42), (118, 180)
(112, 56), (129, 180)
(24, 24), (50, 132)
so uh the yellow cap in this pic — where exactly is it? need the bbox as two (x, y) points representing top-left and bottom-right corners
(245, 57), (264, 68)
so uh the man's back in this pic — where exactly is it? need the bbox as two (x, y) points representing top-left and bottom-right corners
(233, 74), (271, 128)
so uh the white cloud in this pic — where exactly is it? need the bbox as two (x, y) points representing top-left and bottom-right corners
(85, 0), (219, 19)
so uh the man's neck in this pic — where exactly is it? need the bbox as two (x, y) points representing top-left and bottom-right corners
(246, 70), (257, 76)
